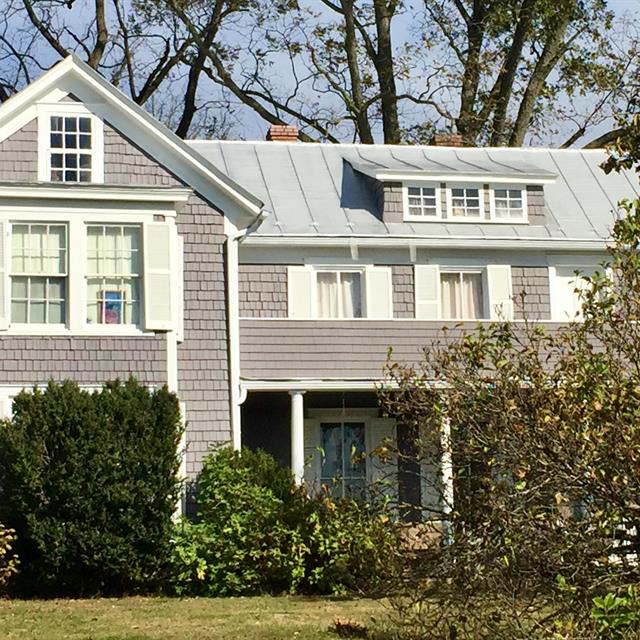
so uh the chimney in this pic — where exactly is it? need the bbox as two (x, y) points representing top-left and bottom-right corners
(430, 132), (463, 147)
(266, 124), (299, 142)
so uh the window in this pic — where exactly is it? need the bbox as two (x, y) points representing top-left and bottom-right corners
(316, 270), (363, 318)
(11, 224), (67, 324)
(405, 185), (439, 218)
(449, 186), (482, 218)
(440, 271), (484, 319)
(49, 116), (93, 183)
(86, 225), (141, 325)
(320, 422), (366, 498)
(493, 187), (525, 220)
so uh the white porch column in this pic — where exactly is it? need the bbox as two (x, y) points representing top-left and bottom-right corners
(289, 390), (306, 484)
(441, 415), (454, 545)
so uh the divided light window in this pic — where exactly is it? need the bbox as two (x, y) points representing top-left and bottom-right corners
(316, 270), (363, 318)
(86, 225), (141, 325)
(50, 116), (92, 183)
(11, 223), (67, 324)
(450, 186), (482, 218)
(440, 271), (484, 319)
(494, 188), (524, 219)
(407, 185), (438, 218)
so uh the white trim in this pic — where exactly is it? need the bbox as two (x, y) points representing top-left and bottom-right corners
(369, 172), (556, 184)
(241, 379), (389, 391)
(402, 182), (442, 221)
(548, 262), (600, 322)
(0, 184), (192, 208)
(488, 184), (528, 222)
(243, 235), (608, 251)
(36, 102), (104, 184)
(226, 224), (242, 450)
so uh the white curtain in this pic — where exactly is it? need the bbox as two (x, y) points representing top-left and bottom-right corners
(462, 273), (483, 318)
(440, 273), (459, 318)
(340, 272), (362, 318)
(317, 272), (339, 318)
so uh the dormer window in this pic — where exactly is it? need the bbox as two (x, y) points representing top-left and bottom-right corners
(491, 186), (527, 221)
(37, 104), (104, 184)
(405, 184), (441, 219)
(50, 116), (93, 183)
(448, 185), (483, 218)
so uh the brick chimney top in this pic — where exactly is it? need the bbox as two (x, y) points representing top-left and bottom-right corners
(430, 132), (463, 147)
(266, 124), (299, 142)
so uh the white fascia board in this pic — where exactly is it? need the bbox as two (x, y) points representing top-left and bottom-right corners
(242, 235), (608, 251)
(372, 171), (557, 185)
(241, 378), (389, 391)
(0, 184), (192, 203)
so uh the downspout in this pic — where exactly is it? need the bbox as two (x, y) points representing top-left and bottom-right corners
(227, 209), (268, 450)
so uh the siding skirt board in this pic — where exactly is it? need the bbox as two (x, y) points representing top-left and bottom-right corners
(241, 390), (435, 516)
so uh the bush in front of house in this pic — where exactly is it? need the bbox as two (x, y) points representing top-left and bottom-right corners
(0, 378), (183, 597)
(0, 523), (18, 590)
(170, 446), (401, 597)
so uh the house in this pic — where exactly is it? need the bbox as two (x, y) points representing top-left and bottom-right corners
(0, 55), (636, 511)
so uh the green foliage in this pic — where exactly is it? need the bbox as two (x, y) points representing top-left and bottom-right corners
(592, 588), (640, 640)
(0, 378), (183, 597)
(0, 523), (18, 590)
(170, 446), (400, 597)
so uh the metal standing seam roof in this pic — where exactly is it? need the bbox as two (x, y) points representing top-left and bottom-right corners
(187, 141), (640, 241)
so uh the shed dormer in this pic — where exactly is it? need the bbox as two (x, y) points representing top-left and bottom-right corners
(348, 153), (556, 226)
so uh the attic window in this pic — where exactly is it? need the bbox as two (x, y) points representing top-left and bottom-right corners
(403, 183), (441, 220)
(37, 104), (104, 183)
(50, 116), (93, 183)
(491, 186), (527, 221)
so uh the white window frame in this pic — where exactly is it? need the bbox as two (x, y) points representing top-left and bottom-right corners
(445, 184), (485, 220)
(312, 266), (366, 319)
(37, 103), (104, 184)
(402, 183), (442, 221)
(489, 184), (528, 222)
(0, 205), (179, 336)
(9, 222), (68, 329)
(439, 268), (488, 320)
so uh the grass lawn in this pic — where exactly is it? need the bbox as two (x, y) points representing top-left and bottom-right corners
(0, 595), (387, 640)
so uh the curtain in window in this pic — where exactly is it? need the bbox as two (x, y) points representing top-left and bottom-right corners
(462, 273), (483, 318)
(441, 273), (459, 318)
(317, 272), (339, 317)
(441, 272), (483, 319)
(340, 272), (362, 318)
(317, 271), (362, 318)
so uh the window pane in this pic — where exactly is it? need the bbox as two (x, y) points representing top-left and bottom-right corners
(317, 272), (339, 318)
(441, 273), (460, 318)
(79, 117), (91, 133)
(30, 277), (46, 300)
(340, 272), (362, 318)
(461, 273), (484, 319)
(49, 301), (64, 324)
(11, 301), (27, 323)
(343, 423), (366, 477)
(64, 117), (77, 132)
(11, 277), (27, 299)
(30, 301), (45, 323)
(321, 424), (343, 482)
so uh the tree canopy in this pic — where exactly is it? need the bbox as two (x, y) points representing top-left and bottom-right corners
(1, 0), (637, 145)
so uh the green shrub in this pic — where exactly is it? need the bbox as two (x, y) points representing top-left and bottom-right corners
(0, 523), (18, 590)
(170, 446), (400, 597)
(0, 378), (183, 597)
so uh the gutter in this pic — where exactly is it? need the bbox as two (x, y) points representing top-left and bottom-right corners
(226, 208), (269, 450)
(242, 234), (608, 251)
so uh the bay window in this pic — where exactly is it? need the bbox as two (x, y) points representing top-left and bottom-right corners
(86, 225), (141, 325)
(11, 223), (67, 324)
(316, 270), (363, 318)
(440, 270), (485, 319)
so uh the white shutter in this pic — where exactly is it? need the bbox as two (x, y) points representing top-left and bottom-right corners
(365, 266), (392, 318)
(486, 264), (514, 320)
(368, 418), (398, 504)
(414, 265), (440, 319)
(288, 266), (313, 318)
(175, 234), (184, 342)
(0, 221), (7, 330)
(303, 419), (321, 494)
(143, 222), (174, 331)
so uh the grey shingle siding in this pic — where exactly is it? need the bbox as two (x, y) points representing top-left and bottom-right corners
(392, 266), (414, 318)
(527, 185), (546, 225)
(382, 182), (403, 224)
(0, 336), (166, 384)
(0, 119), (38, 181)
(512, 266), (551, 320)
(239, 264), (288, 318)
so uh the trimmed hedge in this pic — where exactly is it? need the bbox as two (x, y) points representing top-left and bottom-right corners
(0, 378), (182, 596)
